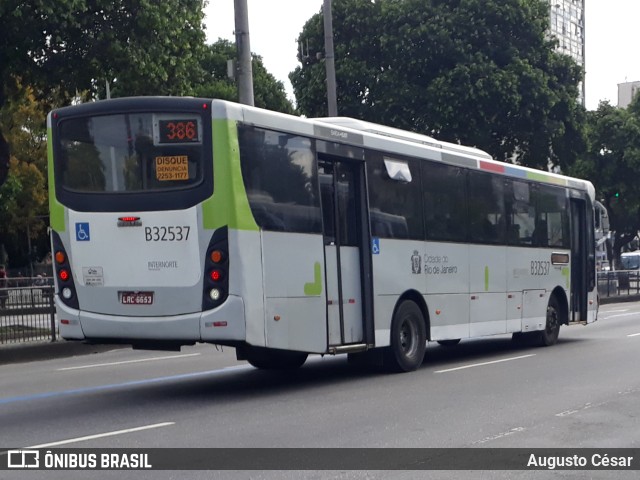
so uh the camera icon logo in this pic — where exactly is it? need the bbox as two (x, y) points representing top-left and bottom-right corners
(7, 450), (40, 468)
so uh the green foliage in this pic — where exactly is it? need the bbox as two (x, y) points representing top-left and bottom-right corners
(570, 96), (640, 262)
(1, 0), (208, 100)
(0, 82), (49, 267)
(290, 0), (586, 169)
(195, 41), (294, 114)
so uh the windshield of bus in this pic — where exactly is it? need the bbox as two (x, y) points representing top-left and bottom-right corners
(621, 254), (640, 270)
(57, 112), (204, 193)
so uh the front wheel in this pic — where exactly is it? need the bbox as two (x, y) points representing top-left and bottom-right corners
(538, 296), (561, 346)
(384, 300), (427, 372)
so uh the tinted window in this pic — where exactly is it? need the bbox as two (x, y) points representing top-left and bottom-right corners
(535, 184), (570, 248)
(239, 126), (321, 233)
(621, 255), (640, 270)
(506, 180), (536, 246)
(423, 162), (467, 242)
(367, 152), (423, 240)
(467, 171), (506, 244)
(58, 113), (204, 192)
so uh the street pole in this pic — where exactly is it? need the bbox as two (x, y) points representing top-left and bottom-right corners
(323, 0), (338, 116)
(234, 0), (255, 106)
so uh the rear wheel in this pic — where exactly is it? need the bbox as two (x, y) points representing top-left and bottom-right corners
(244, 347), (308, 370)
(384, 300), (426, 372)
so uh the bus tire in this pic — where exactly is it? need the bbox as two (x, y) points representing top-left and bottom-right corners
(538, 296), (561, 347)
(437, 339), (461, 347)
(244, 347), (308, 370)
(384, 300), (426, 373)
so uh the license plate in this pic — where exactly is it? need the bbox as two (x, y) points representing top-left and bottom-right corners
(120, 291), (154, 305)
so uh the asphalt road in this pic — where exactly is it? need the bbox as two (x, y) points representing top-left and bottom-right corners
(1, 302), (640, 480)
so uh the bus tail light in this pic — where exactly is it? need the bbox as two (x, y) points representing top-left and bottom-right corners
(210, 249), (224, 263)
(209, 269), (223, 282)
(203, 226), (229, 311)
(51, 231), (79, 310)
(58, 269), (70, 281)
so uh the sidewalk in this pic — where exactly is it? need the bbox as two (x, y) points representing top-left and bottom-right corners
(0, 340), (126, 366)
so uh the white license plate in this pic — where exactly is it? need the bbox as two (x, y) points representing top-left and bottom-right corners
(120, 291), (154, 305)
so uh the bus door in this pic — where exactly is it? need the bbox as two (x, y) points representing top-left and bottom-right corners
(569, 195), (590, 323)
(318, 155), (372, 347)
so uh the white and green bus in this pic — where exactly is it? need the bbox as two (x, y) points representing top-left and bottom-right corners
(48, 97), (599, 372)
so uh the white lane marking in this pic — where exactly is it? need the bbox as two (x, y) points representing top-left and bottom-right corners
(556, 403), (594, 417)
(26, 422), (175, 448)
(57, 353), (201, 371)
(603, 308), (629, 313)
(627, 333), (640, 337)
(435, 354), (536, 373)
(602, 312), (639, 320)
(473, 427), (525, 445)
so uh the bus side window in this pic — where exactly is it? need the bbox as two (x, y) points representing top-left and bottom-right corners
(466, 170), (505, 244)
(423, 162), (467, 242)
(505, 179), (535, 246)
(238, 126), (322, 234)
(366, 152), (423, 240)
(535, 184), (570, 249)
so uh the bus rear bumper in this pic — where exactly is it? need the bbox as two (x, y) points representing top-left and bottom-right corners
(55, 295), (246, 343)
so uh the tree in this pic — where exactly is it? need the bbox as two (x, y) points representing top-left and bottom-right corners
(0, 81), (49, 268)
(570, 97), (640, 265)
(195, 40), (294, 114)
(0, 0), (208, 181)
(290, 0), (585, 169)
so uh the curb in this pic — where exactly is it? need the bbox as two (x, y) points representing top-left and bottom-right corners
(0, 341), (126, 366)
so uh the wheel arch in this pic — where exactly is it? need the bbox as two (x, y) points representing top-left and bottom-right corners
(551, 286), (569, 325)
(394, 289), (431, 341)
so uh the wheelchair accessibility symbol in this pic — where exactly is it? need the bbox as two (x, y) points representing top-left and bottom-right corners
(371, 237), (380, 255)
(75, 222), (90, 241)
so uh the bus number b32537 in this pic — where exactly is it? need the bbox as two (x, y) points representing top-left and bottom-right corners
(144, 226), (191, 242)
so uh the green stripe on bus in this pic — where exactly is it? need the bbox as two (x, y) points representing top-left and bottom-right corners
(47, 127), (65, 232)
(484, 266), (489, 292)
(562, 267), (570, 288)
(202, 119), (259, 231)
(525, 171), (566, 186)
(304, 262), (323, 296)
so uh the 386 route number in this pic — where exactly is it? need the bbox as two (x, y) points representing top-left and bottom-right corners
(144, 226), (190, 242)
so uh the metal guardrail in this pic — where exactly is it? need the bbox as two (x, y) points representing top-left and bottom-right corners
(0, 284), (56, 344)
(598, 270), (640, 299)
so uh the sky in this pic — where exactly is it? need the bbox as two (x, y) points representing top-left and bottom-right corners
(203, 0), (640, 111)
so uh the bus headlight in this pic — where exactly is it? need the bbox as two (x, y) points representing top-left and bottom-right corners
(209, 288), (222, 301)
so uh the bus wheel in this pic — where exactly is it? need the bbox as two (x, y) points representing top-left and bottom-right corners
(244, 347), (308, 370)
(384, 300), (426, 372)
(437, 339), (461, 347)
(538, 296), (561, 347)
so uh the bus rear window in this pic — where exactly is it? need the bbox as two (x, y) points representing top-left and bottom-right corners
(57, 113), (204, 193)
